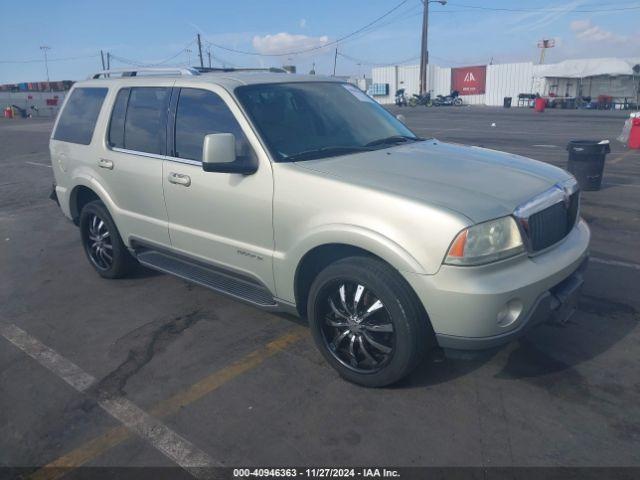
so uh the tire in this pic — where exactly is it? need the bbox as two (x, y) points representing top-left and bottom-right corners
(79, 200), (136, 279)
(307, 256), (433, 387)
(454, 98), (463, 106)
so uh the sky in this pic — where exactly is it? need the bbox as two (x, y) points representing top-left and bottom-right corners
(0, 0), (639, 83)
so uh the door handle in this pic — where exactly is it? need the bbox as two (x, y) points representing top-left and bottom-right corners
(168, 172), (191, 187)
(98, 158), (114, 170)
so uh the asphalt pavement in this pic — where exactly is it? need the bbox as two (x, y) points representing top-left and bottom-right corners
(1, 106), (639, 477)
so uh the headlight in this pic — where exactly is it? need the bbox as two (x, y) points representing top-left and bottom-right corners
(445, 216), (524, 266)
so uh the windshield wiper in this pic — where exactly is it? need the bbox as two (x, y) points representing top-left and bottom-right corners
(365, 135), (422, 147)
(283, 145), (374, 162)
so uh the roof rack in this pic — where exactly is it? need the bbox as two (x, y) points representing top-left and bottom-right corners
(89, 67), (201, 79)
(193, 67), (289, 74)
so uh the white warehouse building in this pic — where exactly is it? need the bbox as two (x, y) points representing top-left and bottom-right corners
(370, 57), (640, 108)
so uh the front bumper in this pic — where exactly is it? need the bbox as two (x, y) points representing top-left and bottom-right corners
(404, 219), (590, 350)
(435, 256), (587, 350)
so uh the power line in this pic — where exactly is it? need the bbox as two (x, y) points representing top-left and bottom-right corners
(448, 2), (640, 13)
(203, 0), (410, 57)
(108, 39), (196, 68)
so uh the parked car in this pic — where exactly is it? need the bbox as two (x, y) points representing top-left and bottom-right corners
(50, 68), (589, 387)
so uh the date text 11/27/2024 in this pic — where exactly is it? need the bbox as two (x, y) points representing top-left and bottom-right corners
(233, 468), (400, 478)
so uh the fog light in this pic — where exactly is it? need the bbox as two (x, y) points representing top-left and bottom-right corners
(496, 299), (523, 327)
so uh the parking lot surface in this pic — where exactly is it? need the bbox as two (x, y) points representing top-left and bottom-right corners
(1, 106), (639, 476)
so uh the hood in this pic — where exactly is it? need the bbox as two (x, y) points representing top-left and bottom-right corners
(295, 139), (570, 223)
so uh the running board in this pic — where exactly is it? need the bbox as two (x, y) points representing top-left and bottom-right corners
(135, 249), (277, 307)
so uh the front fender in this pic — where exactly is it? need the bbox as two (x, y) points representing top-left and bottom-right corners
(273, 223), (426, 304)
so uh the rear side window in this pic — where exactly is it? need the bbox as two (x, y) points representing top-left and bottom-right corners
(125, 87), (171, 154)
(174, 88), (255, 163)
(108, 88), (129, 149)
(53, 88), (108, 145)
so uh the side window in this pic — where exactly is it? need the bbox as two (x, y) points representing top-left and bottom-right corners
(123, 87), (171, 155)
(174, 88), (255, 163)
(53, 88), (108, 145)
(108, 88), (129, 149)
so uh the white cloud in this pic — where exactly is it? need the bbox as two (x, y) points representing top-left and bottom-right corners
(299, 19), (307, 28)
(570, 19), (627, 43)
(252, 32), (330, 55)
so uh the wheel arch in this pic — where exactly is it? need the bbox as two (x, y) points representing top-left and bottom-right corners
(292, 240), (427, 320)
(69, 185), (101, 224)
(68, 177), (117, 225)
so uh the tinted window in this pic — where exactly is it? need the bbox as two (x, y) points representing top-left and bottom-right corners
(235, 82), (418, 162)
(124, 87), (171, 154)
(108, 88), (129, 148)
(53, 88), (108, 145)
(175, 88), (255, 163)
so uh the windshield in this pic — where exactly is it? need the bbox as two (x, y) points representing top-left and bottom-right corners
(235, 82), (421, 162)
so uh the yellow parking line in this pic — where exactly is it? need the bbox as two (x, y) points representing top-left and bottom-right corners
(610, 149), (638, 164)
(30, 426), (130, 480)
(29, 326), (307, 480)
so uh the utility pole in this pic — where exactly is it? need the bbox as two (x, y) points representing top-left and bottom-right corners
(333, 46), (338, 76)
(40, 46), (51, 89)
(419, 0), (447, 96)
(207, 48), (212, 68)
(419, 2), (429, 96)
(100, 50), (106, 70)
(197, 33), (204, 68)
(106, 52), (111, 70)
(186, 48), (192, 66)
(634, 64), (640, 108)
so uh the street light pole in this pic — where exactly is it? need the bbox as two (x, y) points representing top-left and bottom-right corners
(40, 46), (51, 89)
(419, 0), (446, 96)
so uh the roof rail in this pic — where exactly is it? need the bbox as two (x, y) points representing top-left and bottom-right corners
(88, 67), (201, 79)
(193, 67), (289, 74)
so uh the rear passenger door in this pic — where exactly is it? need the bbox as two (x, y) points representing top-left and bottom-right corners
(101, 84), (173, 247)
(162, 86), (275, 291)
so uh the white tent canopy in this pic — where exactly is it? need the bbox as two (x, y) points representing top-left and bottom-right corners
(538, 57), (640, 78)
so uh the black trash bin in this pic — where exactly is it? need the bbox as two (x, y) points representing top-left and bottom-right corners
(566, 140), (610, 191)
(503, 97), (512, 108)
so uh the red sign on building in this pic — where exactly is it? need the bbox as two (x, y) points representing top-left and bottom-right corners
(451, 65), (487, 95)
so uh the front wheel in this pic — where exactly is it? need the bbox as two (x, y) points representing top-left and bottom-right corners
(454, 98), (463, 106)
(307, 256), (432, 387)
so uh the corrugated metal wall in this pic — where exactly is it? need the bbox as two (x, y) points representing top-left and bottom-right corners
(485, 63), (534, 106)
(372, 61), (546, 106)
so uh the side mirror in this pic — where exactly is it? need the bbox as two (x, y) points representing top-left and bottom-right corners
(202, 133), (256, 174)
(396, 114), (407, 124)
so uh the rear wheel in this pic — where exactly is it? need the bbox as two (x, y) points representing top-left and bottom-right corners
(79, 200), (136, 279)
(307, 256), (432, 387)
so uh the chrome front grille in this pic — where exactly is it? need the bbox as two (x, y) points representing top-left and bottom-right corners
(514, 178), (580, 253)
(527, 192), (579, 251)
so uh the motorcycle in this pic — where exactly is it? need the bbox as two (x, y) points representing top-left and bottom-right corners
(394, 88), (408, 107)
(433, 90), (463, 107)
(408, 91), (432, 107)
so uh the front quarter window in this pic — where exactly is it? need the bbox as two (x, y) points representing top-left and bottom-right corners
(235, 82), (420, 162)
